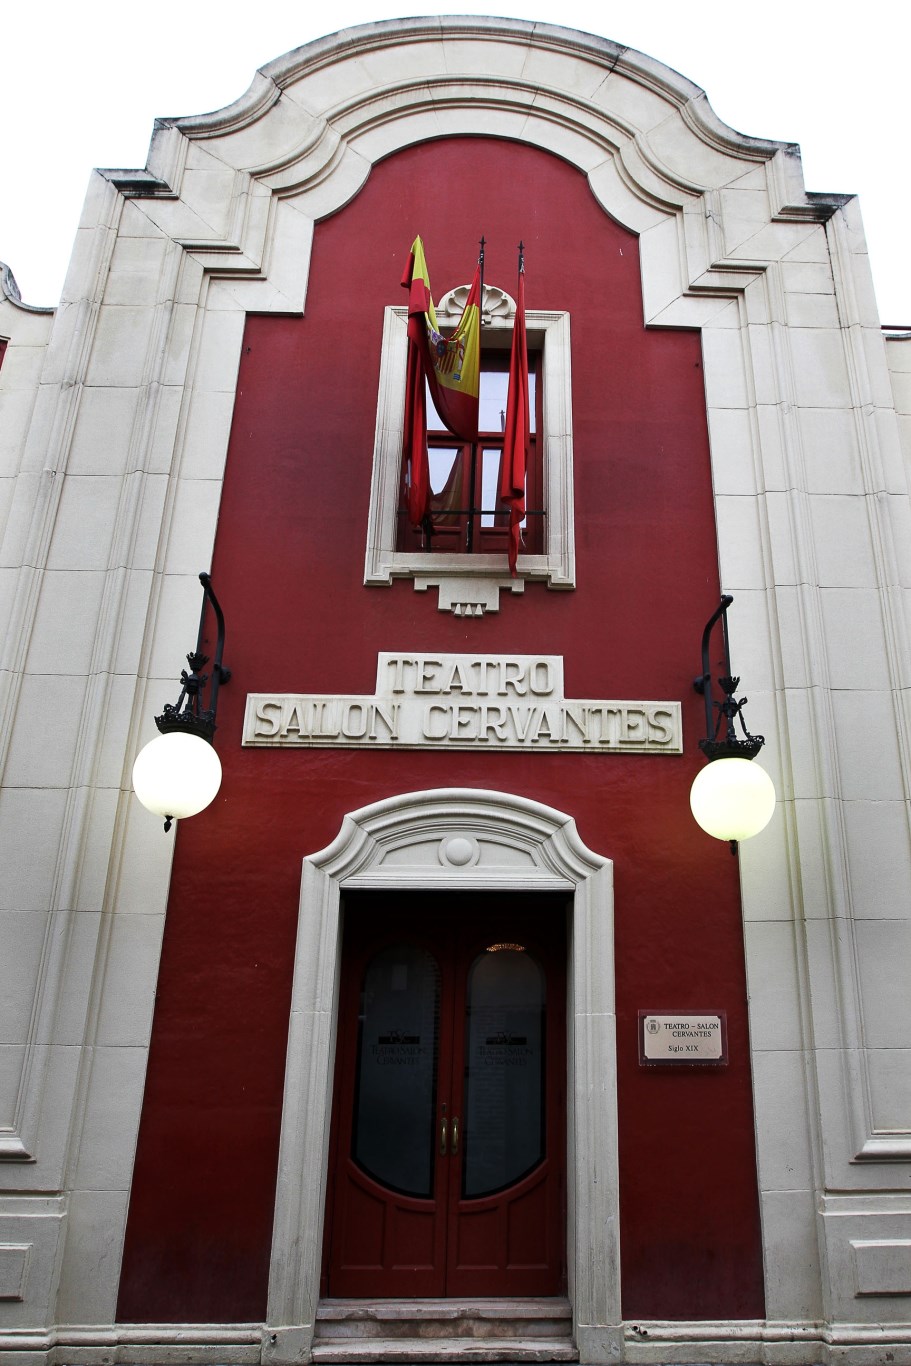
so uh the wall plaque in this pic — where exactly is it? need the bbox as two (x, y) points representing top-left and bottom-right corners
(639, 1012), (728, 1066)
(243, 653), (682, 754)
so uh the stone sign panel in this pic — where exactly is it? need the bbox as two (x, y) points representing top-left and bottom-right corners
(243, 653), (682, 754)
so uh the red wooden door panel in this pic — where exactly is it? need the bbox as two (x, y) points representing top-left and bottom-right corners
(324, 893), (566, 1298)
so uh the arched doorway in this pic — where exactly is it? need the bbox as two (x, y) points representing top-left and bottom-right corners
(264, 789), (620, 1364)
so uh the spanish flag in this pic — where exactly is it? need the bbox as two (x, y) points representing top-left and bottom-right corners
(499, 255), (529, 577)
(401, 237), (481, 527)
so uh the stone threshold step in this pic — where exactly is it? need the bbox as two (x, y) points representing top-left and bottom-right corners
(317, 1299), (572, 1324)
(312, 1339), (579, 1363)
(318, 1329), (571, 1342)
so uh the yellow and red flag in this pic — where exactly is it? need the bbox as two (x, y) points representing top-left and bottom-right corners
(401, 237), (481, 528)
(499, 255), (529, 576)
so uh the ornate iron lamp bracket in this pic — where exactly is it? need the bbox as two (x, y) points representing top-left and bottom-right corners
(693, 594), (764, 761)
(154, 572), (231, 741)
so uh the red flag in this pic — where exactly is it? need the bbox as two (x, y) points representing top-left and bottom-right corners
(499, 263), (529, 576)
(401, 320), (430, 528)
(401, 246), (431, 528)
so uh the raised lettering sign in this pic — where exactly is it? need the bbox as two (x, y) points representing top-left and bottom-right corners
(243, 654), (682, 754)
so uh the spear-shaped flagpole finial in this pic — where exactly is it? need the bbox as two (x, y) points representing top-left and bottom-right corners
(518, 240), (525, 275)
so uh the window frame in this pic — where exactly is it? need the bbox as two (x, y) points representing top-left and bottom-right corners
(364, 300), (575, 594)
(397, 349), (544, 557)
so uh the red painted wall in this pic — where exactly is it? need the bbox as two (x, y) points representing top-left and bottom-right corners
(117, 138), (764, 1323)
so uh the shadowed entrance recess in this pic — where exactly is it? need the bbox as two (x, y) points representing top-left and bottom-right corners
(324, 893), (567, 1298)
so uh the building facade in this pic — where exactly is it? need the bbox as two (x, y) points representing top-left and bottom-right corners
(2, 17), (911, 1365)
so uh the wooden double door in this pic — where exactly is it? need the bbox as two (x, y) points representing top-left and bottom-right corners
(323, 893), (567, 1298)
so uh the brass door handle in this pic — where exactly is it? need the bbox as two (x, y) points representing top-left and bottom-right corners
(440, 1115), (448, 1156)
(451, 1115), (460, 1155)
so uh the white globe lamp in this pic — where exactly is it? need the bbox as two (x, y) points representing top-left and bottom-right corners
(132, 731), (223, 828)
(132, 572), (230, 831)
(690, 756), (775, 842)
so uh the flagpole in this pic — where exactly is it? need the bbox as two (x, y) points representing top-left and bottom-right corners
(466, 235), (485, 553)
(499, 239), (528, 577)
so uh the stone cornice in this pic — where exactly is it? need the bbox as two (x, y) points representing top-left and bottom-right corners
(0, 261), (55, 314)
(130, 16), (850, 225)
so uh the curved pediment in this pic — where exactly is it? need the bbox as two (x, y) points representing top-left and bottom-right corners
(167, 17), (796, 177)
(122, 16), (847, 322)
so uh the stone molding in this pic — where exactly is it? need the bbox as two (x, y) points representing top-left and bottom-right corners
(0, 263), (55, 315)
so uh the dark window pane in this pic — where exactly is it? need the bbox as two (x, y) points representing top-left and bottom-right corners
(480, 446), (529, 528)
(479, 369), (509, 434)
(480, 447), (504, 527)
(426, 379), (446, 432)
(426, 357), (536, 434)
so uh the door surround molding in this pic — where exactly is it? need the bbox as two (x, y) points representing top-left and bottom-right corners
(264, 788), (620, 1366)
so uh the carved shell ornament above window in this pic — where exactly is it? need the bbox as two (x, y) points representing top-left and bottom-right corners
(437, 283), (516, 324)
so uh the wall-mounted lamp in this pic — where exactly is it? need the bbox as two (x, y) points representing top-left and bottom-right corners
(132, 572), (230, 832)
(690, 594), (775, 850)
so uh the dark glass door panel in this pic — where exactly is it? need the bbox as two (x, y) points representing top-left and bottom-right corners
(353, 943), (440, 1197)
(462, 948), (545, 1198)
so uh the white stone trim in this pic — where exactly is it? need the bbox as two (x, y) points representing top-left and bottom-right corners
(0, 1241), (31, 1300)
(363, 304), (575, 603)
(265, 788), (619, 1364)
(0, 1325), (262, 1362)
(4, 1320), (911, 1366)
(856, 1137), (911, 1162)
(622, 1319), (911, 1361)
